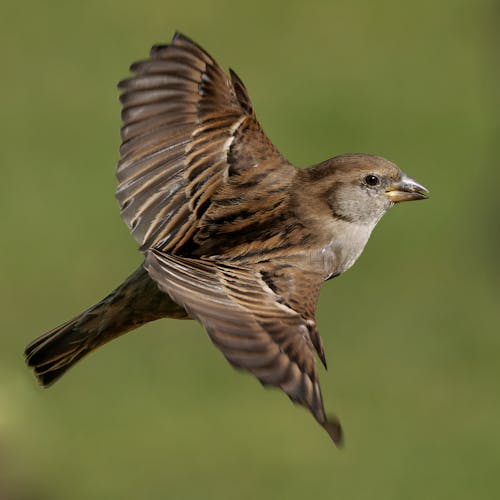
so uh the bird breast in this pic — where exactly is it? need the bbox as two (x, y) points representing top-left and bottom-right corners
(315, 220), (375, 279)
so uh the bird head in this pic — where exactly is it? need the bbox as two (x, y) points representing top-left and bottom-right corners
(301, 154), (429, 228)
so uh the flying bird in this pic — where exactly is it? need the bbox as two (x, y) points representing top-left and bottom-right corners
(25, 32), (428, 446)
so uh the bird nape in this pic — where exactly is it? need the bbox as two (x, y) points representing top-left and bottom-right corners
(25, 31), (428, 447)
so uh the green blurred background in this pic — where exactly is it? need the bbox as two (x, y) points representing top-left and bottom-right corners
(1, 0), (499, 498)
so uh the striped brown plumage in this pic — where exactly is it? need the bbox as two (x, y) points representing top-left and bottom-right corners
(145, 251), (339, 440)
(116, 33), (288, 254)
(25, 32), (428, 446)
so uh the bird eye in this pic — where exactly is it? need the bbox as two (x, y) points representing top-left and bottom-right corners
(364, 174), (380, 186)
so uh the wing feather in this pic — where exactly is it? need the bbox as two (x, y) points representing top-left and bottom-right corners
(145, 249), (342, 445)
(116, 32), (292, 253)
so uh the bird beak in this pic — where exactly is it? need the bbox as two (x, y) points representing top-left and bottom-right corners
(385, 174), (429, 202)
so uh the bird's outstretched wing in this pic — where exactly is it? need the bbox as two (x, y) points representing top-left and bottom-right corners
(145, 249), (342, 445)
(117, 32), (292, 252)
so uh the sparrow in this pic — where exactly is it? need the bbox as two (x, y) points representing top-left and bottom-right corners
(25, 32), (428, 446)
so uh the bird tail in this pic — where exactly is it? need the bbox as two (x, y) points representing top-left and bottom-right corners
(25, 311), (108, 387)
(24, 266), (186, 387)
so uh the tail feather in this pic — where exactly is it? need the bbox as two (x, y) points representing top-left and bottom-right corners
(25, 308), (118, 387)
(25, 265), (187, 387)
(25, 316), (78, 359)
